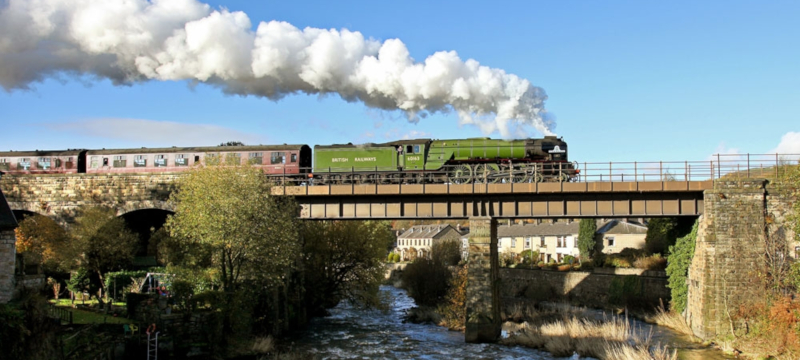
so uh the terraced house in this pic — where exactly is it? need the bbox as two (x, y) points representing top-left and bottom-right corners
(496, 219), (648, 263)
(395, 224), (462, 261)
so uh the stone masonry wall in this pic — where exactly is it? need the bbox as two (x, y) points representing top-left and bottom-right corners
(466, 217), (501, 343)
(0, 174), (181, 225)
(686, 179), (795, 340)
(500, 268), (670, 310)
(0, 229), (16, 303)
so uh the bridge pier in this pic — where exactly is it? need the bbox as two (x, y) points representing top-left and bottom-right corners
(465, 216), (501, 343)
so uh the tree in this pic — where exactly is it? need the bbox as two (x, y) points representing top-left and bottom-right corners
(578, 218), (597, 260)
(301, 220), (393, 315)
(219, 141), (245, 146)
(431, 239), (461, 266)
(166, 162), (301, 291)
(14, 215), (69, 274)
(70, 206), (140, 297)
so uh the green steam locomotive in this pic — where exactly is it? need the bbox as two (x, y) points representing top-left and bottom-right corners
(311, 136), (578, 184)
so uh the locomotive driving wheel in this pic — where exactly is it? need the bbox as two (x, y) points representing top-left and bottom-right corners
(511, 166), (529, 183)
(474, 164), (501, 184)
(448, 165), (473, 184)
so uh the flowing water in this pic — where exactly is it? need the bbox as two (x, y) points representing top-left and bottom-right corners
(288, 285), (731, 360)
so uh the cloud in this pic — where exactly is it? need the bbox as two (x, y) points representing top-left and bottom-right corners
(47, 118), (262, 146)
(0, 0), (553, 137)
(770, 131), (800, 154)
(709, 142), (742, 161)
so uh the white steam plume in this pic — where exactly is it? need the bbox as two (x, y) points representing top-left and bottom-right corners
(0, 0), (554, 137)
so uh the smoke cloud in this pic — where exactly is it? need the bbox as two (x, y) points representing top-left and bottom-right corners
(0, 0), (553, 137)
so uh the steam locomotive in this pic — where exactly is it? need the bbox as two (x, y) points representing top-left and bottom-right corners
(0, 136), (577, 184)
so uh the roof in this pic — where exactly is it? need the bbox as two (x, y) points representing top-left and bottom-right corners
(498, 222), (580, 237)
(596, 220), (648, 235)
(316, 139), (432, 149)
(86, 144), (309, 155)
(0, 189), (18, 230)
(0, 149), (85, 158)
(398, 224), (455, 239)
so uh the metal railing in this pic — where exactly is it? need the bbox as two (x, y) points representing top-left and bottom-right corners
(265, 154), (800, 186)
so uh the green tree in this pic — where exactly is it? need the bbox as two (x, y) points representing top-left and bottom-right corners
(666, 219), (698, 313)
(70, 206), (139, 298)
(645, 217), (679, 255)
(166, 162), (301, 291)
(431, 239), (461, 266)
(578, 218), (597, 260)
(301, 220), (393, 315)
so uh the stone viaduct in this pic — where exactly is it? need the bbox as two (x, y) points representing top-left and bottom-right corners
(0, 173), (796, 342)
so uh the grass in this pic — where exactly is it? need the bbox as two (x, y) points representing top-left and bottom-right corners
(644, 304), (693, 336)
(69, 308), (133, 324)
(500, 303), (677, 360)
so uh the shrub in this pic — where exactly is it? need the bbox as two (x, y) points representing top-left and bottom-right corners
(0, 290), (60, 360)
(393, 253), (401, 263)
(401, 258), (451, 307)
(500, 252), (516, 267)
(171, 279), (195, 312)
(437, 265), (466, 331)
(634, 254), (667, 271)
(666, 220), (698, 313)
(563, 255), (576, 264)
(519, 250), (539, 264)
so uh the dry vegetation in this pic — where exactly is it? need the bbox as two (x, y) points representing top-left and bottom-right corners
(500, 303), (676, 360)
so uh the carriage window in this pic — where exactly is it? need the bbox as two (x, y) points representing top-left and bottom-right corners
(113, 155), (127, 168)
(414, 145), (420, 154)
(18, 158), (31, 170)
(0, 158), (9, 171)
(271, 152), (285, 164)
(290, 153), (297, 163)
(175, 154), (188, 166)
(37, 157), (51, 169)
(154, 154), (168, 167)
(90, 156), (99, 168)
(249, 152), (263, 165)
(225, 152), (242, 165)
(134, 155), (148, 167)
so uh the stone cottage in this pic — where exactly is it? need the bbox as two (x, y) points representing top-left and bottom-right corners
(396, 224), (462, 261)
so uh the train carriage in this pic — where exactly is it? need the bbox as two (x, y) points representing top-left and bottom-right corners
(0, 150), (86, 175)
(85, 145), (312, 176)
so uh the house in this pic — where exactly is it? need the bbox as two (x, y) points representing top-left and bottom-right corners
(497, 220), (580, 263)
(395, 224), (462, 261)
(595, 219), (648, 254)
(0, 189), (18, 304)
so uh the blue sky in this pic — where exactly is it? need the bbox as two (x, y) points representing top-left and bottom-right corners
(1, 0), (798, 163)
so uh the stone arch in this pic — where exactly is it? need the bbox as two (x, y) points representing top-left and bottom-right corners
(117, 208), (175, 261)
(116, 201), (175, 217)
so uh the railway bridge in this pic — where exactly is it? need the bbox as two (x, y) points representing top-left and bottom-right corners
(0, 154), (797, 342)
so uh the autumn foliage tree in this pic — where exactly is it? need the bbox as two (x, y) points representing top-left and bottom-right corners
(165, 159), (301, 291)
(14, 214), (69, 274)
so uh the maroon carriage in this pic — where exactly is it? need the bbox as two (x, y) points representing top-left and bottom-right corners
(0, 150), (86, 175)
(84, 145), (312, 178)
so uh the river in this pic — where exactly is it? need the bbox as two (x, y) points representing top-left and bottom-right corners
(287, 285), (731, 360)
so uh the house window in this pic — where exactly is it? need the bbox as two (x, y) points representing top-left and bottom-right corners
(607, 236), (615, 247)
(0, 158), (8, 171)
(175, 154), (188, 166)
(154, 154), (168, 167)
(291, 153), (297, 163)
(249, 152), (263, 164)
(557, 236), (565, 248)
(540, 236), (546, 247)
(37, 157), (51, 169)
(113, 155), (127, 168)
(525, 237), (531, 249)
(271, 152), (285, 164)
(18, 158), (31, 170)
(134, 155), (148, 167)
(512, 238), (517, 248)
